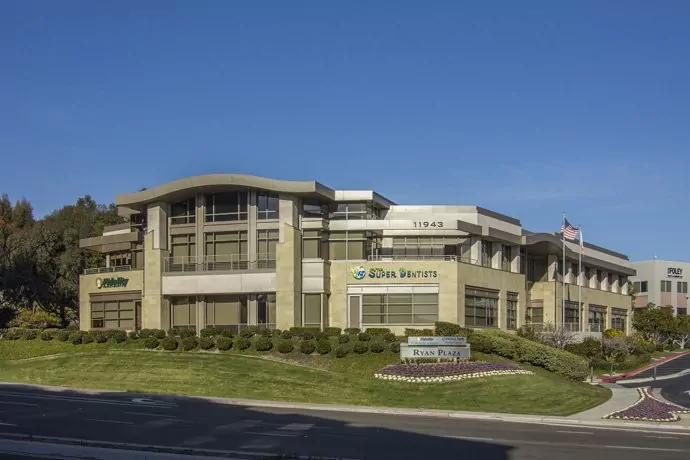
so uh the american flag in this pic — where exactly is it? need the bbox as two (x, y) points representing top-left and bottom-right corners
(561, 218), (578, 240)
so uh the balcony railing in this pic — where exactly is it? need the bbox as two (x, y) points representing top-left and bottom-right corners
(524, 322), (582, 333)
(164, 255), (276, 273)
(83, 265), (132, 275)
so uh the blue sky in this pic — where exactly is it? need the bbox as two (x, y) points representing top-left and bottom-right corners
(2, 1), (689, 262)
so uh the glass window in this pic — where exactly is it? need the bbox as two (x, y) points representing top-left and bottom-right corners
(565, 301), (581, 331)
(257, 294), (277, 329)
(465, 287), (498, 327)
(678, 308), (687, 316)
(661, 280), (672, 292)
(171, 198), (196, 225)
(257, 192), (279, 220)
(480, 241), (491, 267)
(611, 308), (627, 332)
(303, 294), (322, 328)
(205, 295), (248, 333)
(328, 232), (377, 260)
(506, 292), (518, 330)
(392, 236), (461, 259)
(303, 201), (328, 218)
(678, 282), (688, 294)
(91, 300), (135, 330)
(303, 230), (328, 259)
(527, 300), (544, 324)
(329, 202), (377, 220)
(171, 234), (196, 258)
(171, 296), (196, 330)
(588, 305), (606, 333)
(204, 192), (248, 222)
(361, 293), (438, 326)
(635, 280), (648, 292)
(257, 229), (278, 262)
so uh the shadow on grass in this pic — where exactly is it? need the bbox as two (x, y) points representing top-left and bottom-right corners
(0, 383), (514, 459)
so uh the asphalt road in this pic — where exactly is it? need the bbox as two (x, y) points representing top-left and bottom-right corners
(0, 385), (689, 460)
(622, 354), (690, 380)
(619, 354), (690, 408)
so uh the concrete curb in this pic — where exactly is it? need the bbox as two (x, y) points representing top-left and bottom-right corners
(620, 368), (690, 385)
(1, 381), (689, 433)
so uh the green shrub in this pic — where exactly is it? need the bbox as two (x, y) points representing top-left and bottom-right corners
(382, 332), (397, 343)
(8, 309), (61, 329)
(255, 336), (273, 352)
(324, 327), (341, 337)
(365, 328), (392, 336)
(40, 330), (53, 341)
(140, 329), (166, 339)
(486, 333), (518, 359)
(277, 340), (294, 354)
(358, 332), (371, 342)
(22, 329), (38, 340)
(81, 332), (94, 344)
(390, 342), (401, 353)
(178, 329), (197, 339)
(344, 328), (361, 335)
(335, 346), (349, 358)
(468, 332), (493, 353)
(236, 337), (251, 350)
(353, 342), (368, 354)
(316, 340), (332, 355)
(370, 342), (385, 353)
(565, 337), (602, 360)
(404, 328), (434, 337)
(128, 331), (139, 340)
(514, 337), (588, 381)
(3, 328), (24, 340)
(240, 328), (256, 339)
(302, 332), (315, 341)
(315, 332), (328, 341)
(434, 321), (463, 336)
(337, 334), (350, 344)
(56, 330), (70, 342)
(258, 328), (272, 338)
(200, 327), (221, 338)
(300, 341), (316, 355)
(69, 331), (86, 344)
(199, 337), (215, 350)
(110, 330), (127, 344)
(143, 337), (159, 349)
(280, 330), (293, 340)
(161, 337), (178, 351)
(92, 331), (108, 343)
(181, 337), (198, 351)
(289, 327), (321, 337)
(216, 336), (233, 351)
(516, 325), (539, 342)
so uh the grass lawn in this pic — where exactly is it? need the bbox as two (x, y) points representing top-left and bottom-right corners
(0, 339), (610, 416)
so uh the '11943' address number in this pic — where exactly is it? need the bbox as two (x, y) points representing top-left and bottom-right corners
(413, 221), (444, 228)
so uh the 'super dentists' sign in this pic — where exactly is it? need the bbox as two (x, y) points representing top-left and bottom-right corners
(351, 266), (438, 280)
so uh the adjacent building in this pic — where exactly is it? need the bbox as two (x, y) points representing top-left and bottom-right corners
(78, 174), (636, 336)
(630, 260), (689, 316)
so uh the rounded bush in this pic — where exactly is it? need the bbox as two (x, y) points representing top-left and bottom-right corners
(70, 331), (89, 344)
(199, 337), (215, 350)
(92, 331), (108, 343)
(315, 332), (328, 341)
(236, 337), (251, 350)
(382, 332), (397, 343)
(302, 332), (314, 341)
(23, 329), (38, 340)
(178, 329), (196, 339)
(200, 327), (219, 338)
(128, 331), (139, 340)
(161, 337), (178, 351)
(240, 328), (255, 339)
(344, 328), (361, 335)
(143, 337), (159, 349)
(4, 328), (24, 340)
(255, 336), (273, 352)
(316, 340), (332, 355)
(216, 336), (233, 351)
(324, 327), (341, 337)
(338, 334), (350, 344)
(280, 330), (293, 340)
(259, 328), (272, 338)
(370, 342), (385, 354)
(56, 330), (70, 342)
(353, 342), (368, 354)
(40, 330), (53, 341)
(366, 328), (392, 336)
(358, 332), (371, 342)
(277, 340), (294, 354)
(140, 329), (167, 339)
(82, 333), (94, 344)
(335, 346), (349, 358)
(111, 330), (127, 344)
(390, 342), (401, 353)
(181, 337), (198, 351)
(300, 341), (316, 355)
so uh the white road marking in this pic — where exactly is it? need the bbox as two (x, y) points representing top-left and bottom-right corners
(0, 422), (17, 427)
(645, 435), (678, 439)
(0, 401), (39, 407)
(181, 435), (216, 446)
(556, 430), (594, 435)
(279, 422), (314, 431)
(0, 391), (175, 409)
(123, 411), (179, 418)
(85, 418), (134, 425)
(215, 419), (262, 431)
(245, 430), (300, 437)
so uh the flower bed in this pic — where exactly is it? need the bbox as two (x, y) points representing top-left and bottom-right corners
(604, 387), (690, 422)
(374, 361), (534, 383)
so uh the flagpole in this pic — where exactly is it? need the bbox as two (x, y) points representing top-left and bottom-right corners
(562, 212), (566, 329)
(578, 225), (583, 333)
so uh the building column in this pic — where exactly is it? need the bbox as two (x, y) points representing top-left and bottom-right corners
(142, 202), (169, 330)
(491, 243), (501, 269)
(470, 237), (481, 264)
(197, 297), (206, 334)
(510, 245), (520, 273)
(611, 274), (620, 294)
(196, 193), (204, 261)
(547, 254), (559, 281)
(276, 195), (301, 330)
(248, 191), (258, 262)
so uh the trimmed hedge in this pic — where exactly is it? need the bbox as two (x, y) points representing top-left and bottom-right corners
(71, 331), (93, 345)
(236, 337), (251, 350)
(315, 332), (328, 341)
(140, 329), (166, 340)
(128, 331), (139, 340)
(110, 330), (127, 344)
(300, 341), (316, 355)
(92, 331), (108, 344)
(365, 328), (392, 336)
(405, 328), (434, 337)
(161, 337), (178, 351)
(56, 330), (70, 342)
(370, 342), (385, 353)
(390, 342), (401, 353)
(382, 332), (397, 343)
(181, 337), (198, 351)
(289, 327), (321, 337)
(302, 332), (315, 341)
(324, 327), (341, 337)
(316, 340), (332, 355)
(199, 337), (215, 350)
(3, 328), (24, 340)
(200, 327), (233, 338)
(337, 334), (350, 344)
(344, 328), (361, 335)
(143, 337), (160, 349)
(277, 340), (294, 354)
(358, 332), (371, 342)
(353, 342), (368, 354)
(255, 336), (273, 352)
(40, 330), (53, 341)
(335, 346), (349, 358)
(434, 321), (467, 337)
(170, 328), (196, 339)
(23, 329), (38, 340)
(216, 336), (233, 351)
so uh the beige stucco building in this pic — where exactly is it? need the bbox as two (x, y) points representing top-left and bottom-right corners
(79, 174), (636, 337)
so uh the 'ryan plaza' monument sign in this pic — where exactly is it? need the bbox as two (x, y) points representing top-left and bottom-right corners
(400, 336), (470, 359)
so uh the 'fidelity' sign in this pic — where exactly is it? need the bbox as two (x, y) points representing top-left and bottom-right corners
(407, 336), (467, 346)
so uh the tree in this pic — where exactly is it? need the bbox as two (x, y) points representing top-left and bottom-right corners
(11, 198), (34, 229)
(0, 193), (12, 225)
(538, 322), (577, 349)
(671, 315), (690, 349)
(602, 334), (634, 363)
(632, 305), (675, 344)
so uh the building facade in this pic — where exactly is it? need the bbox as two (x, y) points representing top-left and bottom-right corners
(630, 260), (689, 316)
(78, 174), (636, 336)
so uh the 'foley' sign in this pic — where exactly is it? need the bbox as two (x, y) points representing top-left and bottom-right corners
(96, 277), (129, 289)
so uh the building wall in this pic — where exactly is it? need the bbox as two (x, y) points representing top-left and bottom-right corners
(631, 260), (689, 315)
(79, 270), (144, 331)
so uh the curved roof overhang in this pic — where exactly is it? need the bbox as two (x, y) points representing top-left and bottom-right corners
(523, 233), (636, 276)
(116, 174), (336, 210)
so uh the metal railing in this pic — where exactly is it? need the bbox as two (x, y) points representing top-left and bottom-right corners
(366, 254), (518, 272)
(586, 322), (606, 333)
(164, 255), (276, 273)
(524, 322), (582, 333)
(83, 265), (132, 275)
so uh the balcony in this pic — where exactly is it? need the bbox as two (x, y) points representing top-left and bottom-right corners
(164, 255), (276, 273)
(525, 322), (582, 333)
(367, 254), (474, 263)
(83, 265), (132, 275)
